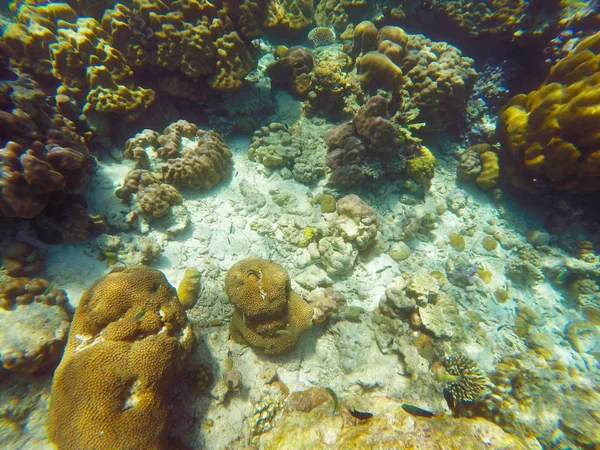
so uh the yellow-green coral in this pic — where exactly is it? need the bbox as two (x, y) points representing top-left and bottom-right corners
(48, 266), (196, 450)
(406, 146), (436, 184)
(498, 31), (600, 192)
(178, 267), (201, 310)
(225, 258), (313, 355)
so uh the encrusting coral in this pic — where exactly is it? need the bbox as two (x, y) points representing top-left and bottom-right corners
(497, 31), (600, 192)
(224, 258), (313, 355)
(47, 266), (196, 450)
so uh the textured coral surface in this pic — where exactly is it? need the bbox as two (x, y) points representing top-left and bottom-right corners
(498, 31), (600, 191)
(47, 266), (195, 450)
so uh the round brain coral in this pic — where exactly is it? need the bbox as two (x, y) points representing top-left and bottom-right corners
(47, 266), (196, 450)
(225, 258), (313, 355)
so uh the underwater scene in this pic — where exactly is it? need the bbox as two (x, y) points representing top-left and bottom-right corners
(0, 0), (599, 449)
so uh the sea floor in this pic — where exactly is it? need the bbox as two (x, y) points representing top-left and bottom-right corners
(1, 116), (599, 449)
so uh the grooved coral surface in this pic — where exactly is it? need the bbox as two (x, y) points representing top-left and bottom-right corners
(225, 258), (313, 355)
(47, 266), (196, 450)
(498, 31), (600, 192)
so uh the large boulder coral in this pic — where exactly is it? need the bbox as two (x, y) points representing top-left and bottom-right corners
(225, 258), (313, 355)
(47, 266), (196, 450)
(0, 276), (71, 373)
(497, 31), (600, 192)
(101, 0), (257, 92)
(353, 22), (476, 131)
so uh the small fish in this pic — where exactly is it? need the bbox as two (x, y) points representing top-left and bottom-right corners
(375, 265), (392, 274)
(401, 403), (439, 418)
(242, 312), (246, 325)
(325, 387), (338, 415)
(350, 409), (373, 420)
(306, 258), (321, 266)
(443, 388), (455, 413)
(276, 329), (290, 335)
(330, 242), (341, 250)
(134, 310), (147, 321)
(234, 170), (238, 178)
(226, 279), (244, 288)
(42, 281), (58, 296)
(435, 373), (460, 384)
(230, 223), (235, 233)
(497, 324), (507, 331)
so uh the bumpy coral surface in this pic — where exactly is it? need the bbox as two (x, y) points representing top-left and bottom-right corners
(266, 46), (315, 98)
(116, 169), (183, 218)
(353, 22), (477, 131)
(123, 120), (233, 191)
(1, 241), (45, 277)
(498, 31), (600, 192)
(0, 276), (70, 373)
(47, 266), (196, 450)
(102, 0), (257, 92)
(225, 258), (313, 355)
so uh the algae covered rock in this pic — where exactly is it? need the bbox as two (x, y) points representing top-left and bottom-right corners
(0, 276), (71, 373)
(48, 266), (196, 450)
(254, 395), (529, 449)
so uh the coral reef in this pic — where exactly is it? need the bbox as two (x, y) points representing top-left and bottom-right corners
(248, 120), (327, 184)
(123, 120), (232, 191)
(225, 258), (313, 355)
(325, 95), (408, 186)
(47, 266), (196, 449)
(116, 169), (183, 219)
(101, 0), (257, 92)
(477, 347), (600, 448)
(0, 276), (71, 373)
(352, 22), (477, 131)
(266, 46), (314, 99)
(498, 31), (600, 192)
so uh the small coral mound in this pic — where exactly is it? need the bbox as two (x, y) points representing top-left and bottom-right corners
(308, 26), (336, 46)
(0, 276), (71, 373)
(47, 266), (196, 450)
(1, 241), (45, 277)
(498, 31), (600, 192)
(225, 258), (313, 355)
(443, 354), (489, 403)
(266, 46), (315, 98)
(325, 95), (409, 186)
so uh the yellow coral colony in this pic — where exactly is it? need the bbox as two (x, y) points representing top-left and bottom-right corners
(498, 31), (600, 192)
(224, 258), (313, 355)
(47, 266), (196, 450)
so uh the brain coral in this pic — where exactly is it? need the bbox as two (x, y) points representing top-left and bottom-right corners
(498, 31), (600, 192)
(47, 266), (196, 450)
(225, 258), (313, 355)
